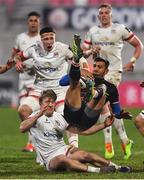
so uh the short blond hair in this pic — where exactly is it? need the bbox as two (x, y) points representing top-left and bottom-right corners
(98, 3), (112, 10)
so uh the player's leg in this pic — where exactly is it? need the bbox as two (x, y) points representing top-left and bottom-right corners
(99, 103), (114, 159)
(55, 88), (78, 148)
(18, 96), (40, 152)
(113, 118), (134, 160)
(105, 72), (133, 160)
(134, 111), (144, 135)
(69, 148), (131, 173)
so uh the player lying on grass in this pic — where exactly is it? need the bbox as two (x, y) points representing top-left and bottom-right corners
(19, 89), (132, 173)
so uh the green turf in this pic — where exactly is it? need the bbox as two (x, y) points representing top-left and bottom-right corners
(0, 107), (144, 179)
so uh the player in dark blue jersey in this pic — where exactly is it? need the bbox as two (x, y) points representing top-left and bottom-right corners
(62, 36), (132, 133)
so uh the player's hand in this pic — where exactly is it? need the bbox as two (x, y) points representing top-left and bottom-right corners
(81, 69), (94, 80)
(140, 81), (144, 87)
(92, 46), (101, 55)
(15, 61), (25, 73)
(104, 114), (114, 127)
(38, 105), (48, 117)
(119, 109), (133, 119)
(123, 62), (135, 72)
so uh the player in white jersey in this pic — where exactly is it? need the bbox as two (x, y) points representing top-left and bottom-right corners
(82, 3), (143, 160)
(134, 82), (144, 139)
(19, 89), (132, 173)
(14, 27), (90, 150)
(0, 11), (41, 152)
(13, 11), (41, 152)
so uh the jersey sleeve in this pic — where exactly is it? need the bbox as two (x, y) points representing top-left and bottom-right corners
(62, 44), (73, 59)
(55, 113), (69, 133)
(13, 34), (20, 51)
(22, 45), (35, 59)
(108, 84), (119, 105)
(121, 24), (134, 41)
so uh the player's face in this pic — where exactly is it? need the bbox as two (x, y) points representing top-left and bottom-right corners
(93, 61), (108, 77)
(27, 16), (40, 33)
(98, 7), (112, 27)
(41, 32), (55, 52)
(41, 97), (55, 117)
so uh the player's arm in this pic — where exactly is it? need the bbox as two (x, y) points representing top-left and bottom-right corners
(0, 58), (15, 74)
(109, 84), (132, 119)
(79, 116), (114, 135)
(19, 105), (47, 133)
(123, 33), (143, 72)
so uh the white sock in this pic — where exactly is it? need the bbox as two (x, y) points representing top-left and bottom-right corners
(87, 166), (100, 173)
(113, 118), (129, 144)
(109, 161), (120, 170)
(99, 113), (113, 143)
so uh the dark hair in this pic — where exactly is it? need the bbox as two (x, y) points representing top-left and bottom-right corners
(94, 57), (110, 68)
(98, 3), (112, 10)
(40, 27), (56, 35)
(27, 11), (40, 18)
(39, 90), (57, 104)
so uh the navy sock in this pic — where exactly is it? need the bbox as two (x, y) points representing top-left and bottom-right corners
(69, 62), (80, 81)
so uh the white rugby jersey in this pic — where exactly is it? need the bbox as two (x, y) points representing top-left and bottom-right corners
(83, 23), (134, 72)
(30, 111), (68, 164)
(14, 32), (41, 81)
(22, 41), (73, 91)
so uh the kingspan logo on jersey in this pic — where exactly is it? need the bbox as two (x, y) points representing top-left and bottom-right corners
(95, 42), (115, 46)
(43, 130), (62, 139)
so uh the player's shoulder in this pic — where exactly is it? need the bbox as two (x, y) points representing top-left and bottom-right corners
(104, 79), (117, 89)
(16, 32), (28, 39)
(55, 41), (69, 51)
(112, 23), (128, 30)
(89, 25), (99, 33)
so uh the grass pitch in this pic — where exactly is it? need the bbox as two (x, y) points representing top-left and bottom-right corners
(0, 107), (144, 179)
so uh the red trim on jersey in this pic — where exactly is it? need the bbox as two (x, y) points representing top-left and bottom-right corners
(29, 95), (40, 99)
(84, 40), (92, 45)
(17, 51), (28, 60)
(124, 33), (134, 41)
(55, 100), (64, 107)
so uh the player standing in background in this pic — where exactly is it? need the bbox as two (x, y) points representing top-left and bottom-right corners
(82, 3), (143, 159)
(12, 11), (41, 152)
(134, 81), (144, 137)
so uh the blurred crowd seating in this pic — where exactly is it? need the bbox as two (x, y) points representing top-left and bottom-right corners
(48, 0), (144, 6)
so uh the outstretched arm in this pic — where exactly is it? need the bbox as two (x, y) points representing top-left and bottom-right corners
(0, 59), (15, 74)
(67, 115), (114, 135)
(123, 35), (143, 72)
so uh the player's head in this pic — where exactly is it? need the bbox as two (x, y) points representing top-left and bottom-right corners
(27, 11), (40, 33)
(98, 3), (112, 27)
(39, 90), (57, 117)
(93, 57), (109, 77)
(40, 26), (56, 52)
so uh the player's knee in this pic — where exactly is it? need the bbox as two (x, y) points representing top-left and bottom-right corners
(134, 114), (143, 128)
(18, 104), (32, 120)
(78, 150), (90, 161)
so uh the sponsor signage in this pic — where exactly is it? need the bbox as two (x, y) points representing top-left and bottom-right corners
(43, 7), (144, 30)
(119, 81), (144, 108)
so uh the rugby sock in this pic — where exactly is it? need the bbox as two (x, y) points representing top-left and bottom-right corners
(99, 113), (113, 144)
(87, 166), (100, 173)
(69, 62), (80, 81)
(109, 161), (120, 170)
(113, 118), (129, 144)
